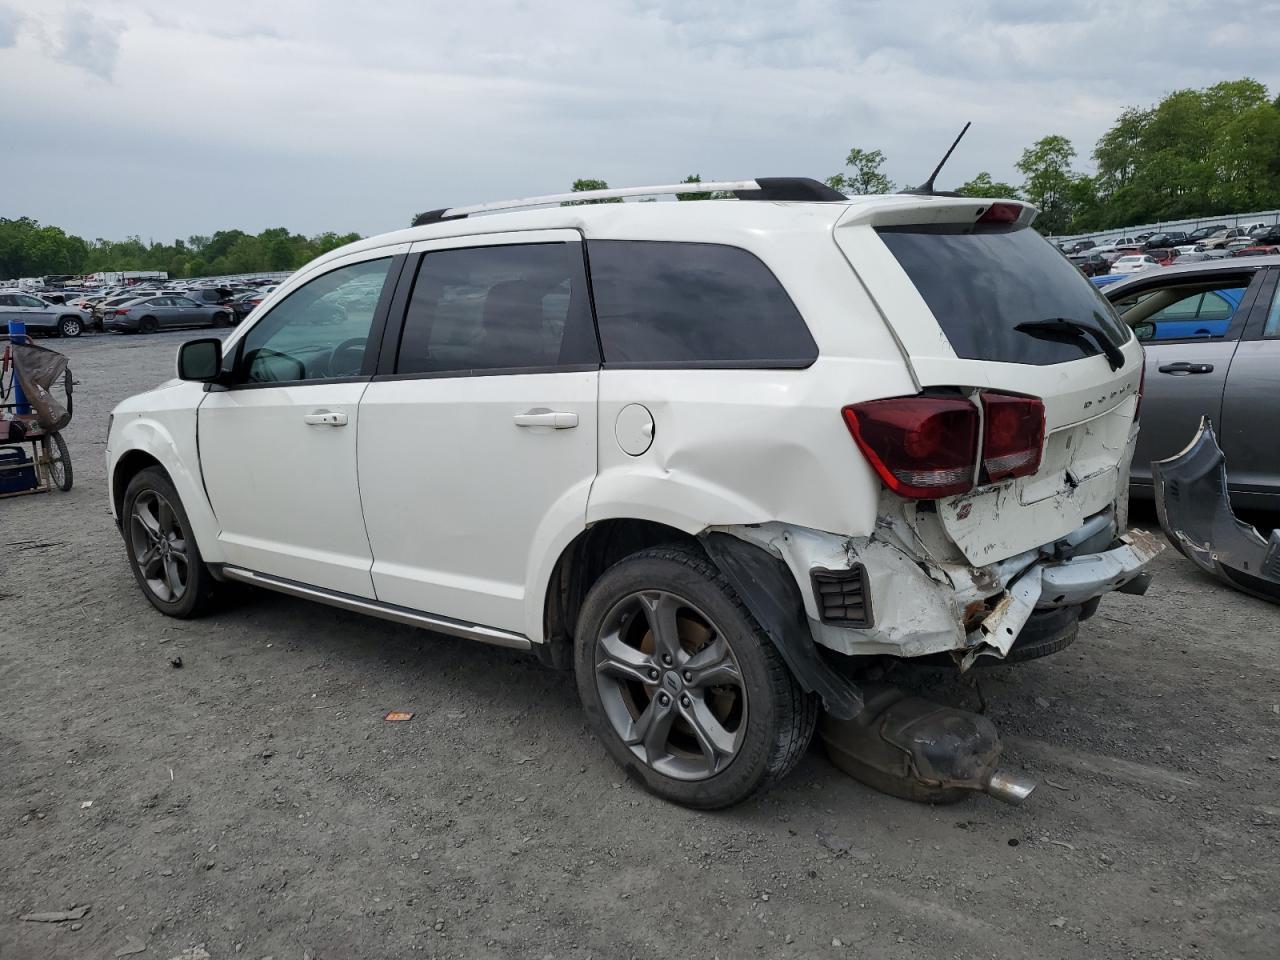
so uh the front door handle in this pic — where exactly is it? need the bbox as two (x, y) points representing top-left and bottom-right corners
(304, 410), (348, 426)
(513, 410), (578, 429)
(1157, 362), (1214, 375)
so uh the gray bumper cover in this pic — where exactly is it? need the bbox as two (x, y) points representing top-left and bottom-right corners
(1153, 418), (1280, 604)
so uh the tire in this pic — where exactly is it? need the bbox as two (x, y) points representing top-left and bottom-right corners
(43, 432), (72, 491)
(138, 316), (158, 334)
(122, 467), (216, 618)
(574, 545), (817, 809)
(58, 316), (83, 338)
(212, 311), (230, 327)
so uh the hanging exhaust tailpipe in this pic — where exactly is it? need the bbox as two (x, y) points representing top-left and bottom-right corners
(819, 685), (1036, 805)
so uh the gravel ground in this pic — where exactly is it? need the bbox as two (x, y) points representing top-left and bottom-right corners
(2, 330), (1278, 960)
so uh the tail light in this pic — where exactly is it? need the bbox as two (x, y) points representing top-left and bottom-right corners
(113, 308), (129, 315)
(843, 391), (1047, 499)
(842, 397), (979, 499)
(980, 393), (1045, 482)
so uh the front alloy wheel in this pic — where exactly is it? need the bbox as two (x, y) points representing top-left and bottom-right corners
(129, 490), (190, 603)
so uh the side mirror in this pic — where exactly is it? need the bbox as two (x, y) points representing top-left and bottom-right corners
(177, 338), (223, 382)
(1133, 321), (1156, 342)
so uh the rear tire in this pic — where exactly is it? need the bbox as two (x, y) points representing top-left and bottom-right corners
(138, 316), (158, 334)
(122, 467), (216, 618)
(58, 316), (83, 338)
(43, 432), (72, 491)
(574, 545), (817, 809)
(212, 311), (230, 327)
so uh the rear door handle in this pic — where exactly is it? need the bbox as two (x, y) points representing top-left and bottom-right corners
(513, 410), (578, 429)
(303, 410), (348, 426)
(1157, 362), (1214, 375)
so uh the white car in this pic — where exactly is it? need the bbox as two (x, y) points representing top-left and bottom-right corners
(1092, 237), (1139, 253)
(1111, 254), (1160, 274)
(106, 179), (1154, 808)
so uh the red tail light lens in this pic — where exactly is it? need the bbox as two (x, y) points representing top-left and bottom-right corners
(979, 392), (1045, 482)
(842, 397), (978, 499)
(978, 202), (1023, 224)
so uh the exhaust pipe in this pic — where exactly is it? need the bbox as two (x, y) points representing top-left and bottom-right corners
(984, 769), (1037, 805)
(819, 685), (1038, 805)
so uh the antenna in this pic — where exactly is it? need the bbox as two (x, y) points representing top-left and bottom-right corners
(906, 122), (972, 195)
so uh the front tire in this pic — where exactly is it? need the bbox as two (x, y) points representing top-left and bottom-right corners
(58, 316), (83, 337)
(122, 467), (215, 618)
(574, 545), (816, 809)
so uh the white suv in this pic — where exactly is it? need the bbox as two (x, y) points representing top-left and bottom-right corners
(106, 178), (1157, 809)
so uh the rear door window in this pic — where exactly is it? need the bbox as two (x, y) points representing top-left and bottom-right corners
(876, 225), (1130, 365)
(395, 243), (597, 375)
(587, 240), (817, 367)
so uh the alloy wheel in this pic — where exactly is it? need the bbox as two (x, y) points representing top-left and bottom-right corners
(594, 590), (747, 781)
(129, 491), (190, 603)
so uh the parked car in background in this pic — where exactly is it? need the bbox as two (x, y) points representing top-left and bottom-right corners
(228, 286), (278, 322)
(1093, 237), (1140, 253)
(1231, 245), (1280, 258)
(1144, 232), (1189, 250)
(0, 291), (90, 336)
(1186, 225), (1228, 243)
(1246, 225), (1280, 246)
(1147, 248), (1179, 266)
(1066, 239), (1096, 254)
(104, 295), (233, 333)
(1111, 254), (1160, 274)
(1201, 228), (1254, 250)
(1069, 252), (1111, 276)
(1103, 254), (1280, 507)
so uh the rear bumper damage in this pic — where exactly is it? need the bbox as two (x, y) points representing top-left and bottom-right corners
(1153, 418), (1280, 604)
(719, 511), (1163, 667)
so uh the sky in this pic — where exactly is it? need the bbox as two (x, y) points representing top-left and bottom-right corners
(2, 0), (1278, 243)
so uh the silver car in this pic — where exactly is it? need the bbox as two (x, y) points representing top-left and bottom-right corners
(0, 291), (91, 337)
(103, 295), (232, 334)
(1103, 255), (1280, 507)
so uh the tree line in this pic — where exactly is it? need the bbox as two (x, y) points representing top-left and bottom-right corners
(565, 79), (1280, 236)
(9, 77), (1278, 279)
(0, 219), (361, 280)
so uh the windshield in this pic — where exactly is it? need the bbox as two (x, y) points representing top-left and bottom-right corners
(877, 224), (1131, 366)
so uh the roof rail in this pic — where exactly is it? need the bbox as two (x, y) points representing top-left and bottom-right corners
(412, 177), (847, 226)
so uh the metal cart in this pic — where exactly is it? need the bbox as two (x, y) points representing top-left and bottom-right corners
(1, 334), (74, 499)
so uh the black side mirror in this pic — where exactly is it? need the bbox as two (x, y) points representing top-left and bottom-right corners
(1133, 321), (1157, 342)
(177, 338), (223, 382)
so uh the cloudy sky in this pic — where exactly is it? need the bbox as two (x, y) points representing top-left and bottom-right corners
(1, 0), (1276, 242)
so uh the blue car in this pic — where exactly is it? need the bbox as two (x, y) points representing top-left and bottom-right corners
(1139, 287), (1243, 340)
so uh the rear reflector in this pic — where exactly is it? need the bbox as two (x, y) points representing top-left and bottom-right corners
(842, 397), (978, 499)
(978, 202), (1022, 224)
(980, 392), (1045, 482)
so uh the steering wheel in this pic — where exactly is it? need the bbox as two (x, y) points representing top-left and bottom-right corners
(327, 337), (367, 378)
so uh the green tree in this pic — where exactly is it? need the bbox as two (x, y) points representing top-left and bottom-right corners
(955, 172), (1021, 199)
(827, 147), (895, 195)
(1016, 135), (1079, 234)
(562, 178), (623, 205)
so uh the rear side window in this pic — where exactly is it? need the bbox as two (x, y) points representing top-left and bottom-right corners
(587, 240), (817, 367)
(877, 225), (1131, 365)
(395, 243), (598, 375)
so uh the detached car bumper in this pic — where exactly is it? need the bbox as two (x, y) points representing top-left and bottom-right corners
(1154, 418), (1280, 603)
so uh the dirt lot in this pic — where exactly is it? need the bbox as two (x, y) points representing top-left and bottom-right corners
(2, 330), (1277, 960)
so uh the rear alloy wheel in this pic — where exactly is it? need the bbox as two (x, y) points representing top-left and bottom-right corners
(58, 316), (82, 337)
(123, 467), (215, 618)
(575, 546), (816, 809)
(212, 311), (230, 327)
(138, 316), (158, 334)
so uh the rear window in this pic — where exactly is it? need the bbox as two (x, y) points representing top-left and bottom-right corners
(877, 225), (1131, 365)
(587, 240), (817, 367)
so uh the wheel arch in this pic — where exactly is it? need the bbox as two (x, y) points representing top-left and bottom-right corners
(109, 415), (225, 565)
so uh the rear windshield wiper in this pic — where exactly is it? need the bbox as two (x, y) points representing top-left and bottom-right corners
(1014, 318), (1125, 370)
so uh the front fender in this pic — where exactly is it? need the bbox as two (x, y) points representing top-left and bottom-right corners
(108, 409), (224, 565)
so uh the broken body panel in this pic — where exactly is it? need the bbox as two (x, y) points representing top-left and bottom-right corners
(1154, 418), (1280, 603)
